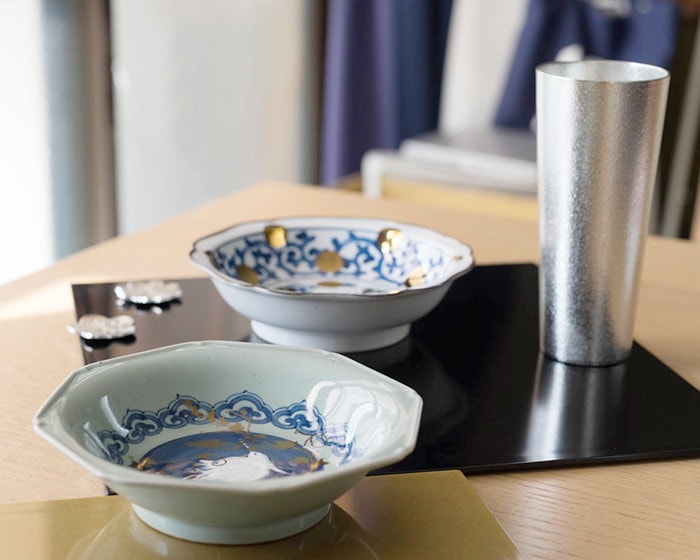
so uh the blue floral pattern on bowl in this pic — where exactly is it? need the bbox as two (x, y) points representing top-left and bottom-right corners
(212, 226), (449, 294)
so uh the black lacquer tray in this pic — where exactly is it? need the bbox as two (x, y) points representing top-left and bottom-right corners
(72, 264), (700, 474)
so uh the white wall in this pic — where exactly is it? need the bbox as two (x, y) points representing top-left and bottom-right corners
(0, 1), (115, 286)
(111, 0), (324, 235)
(0, 0), (322, 284)
(0, 0), (53, 285)
(439, 0), (528, 134)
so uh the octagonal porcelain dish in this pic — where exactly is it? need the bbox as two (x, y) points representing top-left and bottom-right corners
(33, 341), (422, 545)
(189, 217), (474, 352)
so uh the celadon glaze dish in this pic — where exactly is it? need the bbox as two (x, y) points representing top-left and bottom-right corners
(33, 341), (422, 544)
(189, 217), (474, 352)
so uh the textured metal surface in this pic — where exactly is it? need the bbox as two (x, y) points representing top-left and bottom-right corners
(536, 60), (669, 366)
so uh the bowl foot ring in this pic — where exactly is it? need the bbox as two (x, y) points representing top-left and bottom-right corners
(132, 503), (331, 545)
(251, 321), (411, 352)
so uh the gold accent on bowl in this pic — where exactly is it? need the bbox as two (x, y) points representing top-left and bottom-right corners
(264, 225), (287, 248)
(318, 280), (343, 288)
(316, 251), (344, 273)
(377, 228), (404, 253)
(405, 267), (426, 287)
(205, 251), (219, 269)
(236, 265), (260, 285)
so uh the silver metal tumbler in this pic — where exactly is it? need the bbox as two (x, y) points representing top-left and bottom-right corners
(537, 60), (669, 366)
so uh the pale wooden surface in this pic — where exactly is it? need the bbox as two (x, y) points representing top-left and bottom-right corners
(2, 182), (700, 559)
(340, 173), (540, 223)
(693, 174), (700, 241)
(382, 176), (539, 223)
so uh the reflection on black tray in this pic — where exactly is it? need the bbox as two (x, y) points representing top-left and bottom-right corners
(72, 264), (700, 474)
(348, 336), (469, 448)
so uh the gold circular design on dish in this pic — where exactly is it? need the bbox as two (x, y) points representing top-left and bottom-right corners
(236, 265), (259, 285)
(264, 225), (287, 248)
(318, 280), (343, 287)
(316, 251), (344, 273)
(405, 266), (426, 287)
(377, 228), (404, 253)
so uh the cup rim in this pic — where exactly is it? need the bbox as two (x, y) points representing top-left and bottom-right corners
(536, 59), (669, 83)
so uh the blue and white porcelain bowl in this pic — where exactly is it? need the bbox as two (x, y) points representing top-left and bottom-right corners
(34, 341), (422, 544)
(190, 217), (474, 352)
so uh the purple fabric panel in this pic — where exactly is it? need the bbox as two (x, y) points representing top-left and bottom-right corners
(319, 0), (452, 185)
(320, 0), (399, 185)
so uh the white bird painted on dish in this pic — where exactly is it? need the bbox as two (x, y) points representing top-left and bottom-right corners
(189, 452), (288, 482)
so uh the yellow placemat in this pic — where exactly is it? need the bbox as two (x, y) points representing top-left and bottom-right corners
(1, 471), (523, 559)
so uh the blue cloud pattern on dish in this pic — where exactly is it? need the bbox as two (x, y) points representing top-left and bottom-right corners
(96, 391), (354, 482)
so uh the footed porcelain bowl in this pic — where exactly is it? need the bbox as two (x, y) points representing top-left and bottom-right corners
(189, 217), (474, 351)
(34, 341), (422, 544)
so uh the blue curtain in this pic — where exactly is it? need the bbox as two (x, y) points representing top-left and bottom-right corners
(495, 0), (680, 129)
(320, 0), (453, 186)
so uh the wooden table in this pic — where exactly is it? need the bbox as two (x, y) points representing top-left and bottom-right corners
(2, 182), (700, 559)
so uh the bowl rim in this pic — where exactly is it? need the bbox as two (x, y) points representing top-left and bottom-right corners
(189, 216), (475, 300)
(33, 340), (423, 495)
